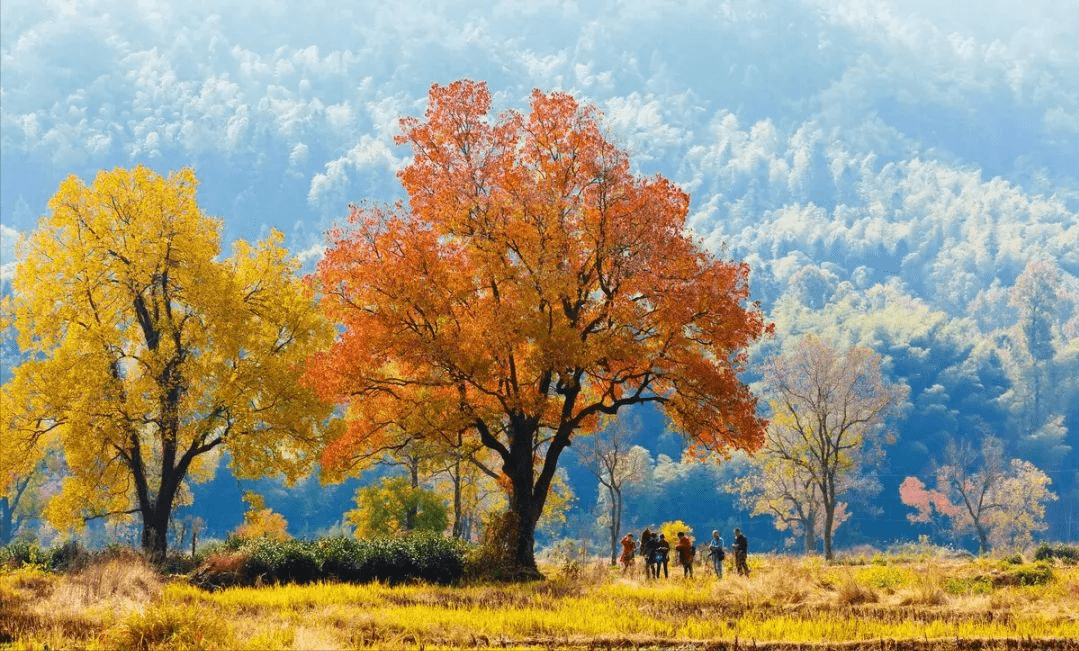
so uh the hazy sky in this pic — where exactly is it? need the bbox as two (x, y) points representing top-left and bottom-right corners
(2, 0), (1077, 288)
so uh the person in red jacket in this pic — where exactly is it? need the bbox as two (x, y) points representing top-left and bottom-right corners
(619, 533), (636, 573)
(675, 531), (695, 578)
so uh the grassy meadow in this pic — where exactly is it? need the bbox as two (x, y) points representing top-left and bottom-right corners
(2, 548), (1078, 650)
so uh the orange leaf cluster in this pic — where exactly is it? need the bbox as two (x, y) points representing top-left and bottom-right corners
(307, 79), (770, 476)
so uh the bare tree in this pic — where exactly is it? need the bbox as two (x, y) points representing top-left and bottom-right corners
(578, 416), (647, 565)
(735, 442), (823, 553)
(762, 335), (907, 559)
(935, 436), (1004, 554)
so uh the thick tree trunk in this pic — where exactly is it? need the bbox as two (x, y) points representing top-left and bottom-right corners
(803, 523), (817, 554)
(508, 461), (542, 580)
(141, 507), (171, 563)
(0, 497), (14, 546)
(502, 416), (547, 581)
(133, 440), (191, 564)
(480, 404), (573, 581)
(975, 523), (990, 555)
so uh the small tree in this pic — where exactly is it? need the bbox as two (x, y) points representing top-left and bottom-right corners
(233, 491), (290, 541)
(0, 448), (61, 545)
(345, 477), (449, 538)
(733, 414), (825, 553)
(659, 520), (693, 545)
(900, 435), (1057, 553)
(1, 166), (337, 561)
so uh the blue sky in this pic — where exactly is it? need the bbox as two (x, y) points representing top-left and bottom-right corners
(2, 0), (1077, 299)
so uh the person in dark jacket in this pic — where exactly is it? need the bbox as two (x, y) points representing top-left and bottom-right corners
(733, 528), (749, 577)
(640, 529), (657, 579)
(654, 533), (670, 578)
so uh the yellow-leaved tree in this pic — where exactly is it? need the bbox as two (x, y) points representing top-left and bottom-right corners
(233, 491), (290, 542)
(0, 165), (338, 561)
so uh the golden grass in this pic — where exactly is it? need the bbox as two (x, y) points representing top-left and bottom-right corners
(3, 554), (1078, 650)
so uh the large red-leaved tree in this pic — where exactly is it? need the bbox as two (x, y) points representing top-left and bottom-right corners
(306, 80), (771, 578)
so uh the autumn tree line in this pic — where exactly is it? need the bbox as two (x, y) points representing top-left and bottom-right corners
(0, 80), (1066, 576)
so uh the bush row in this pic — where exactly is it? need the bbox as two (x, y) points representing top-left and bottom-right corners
(0, 539), (95, 572)
(1, 539), (206, 575)
(1033, 543), (1079, 564)
(193, 532), (471, 589)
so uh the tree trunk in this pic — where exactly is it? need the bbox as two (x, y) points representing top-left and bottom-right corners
(501, 416), (550, 580)
(823, 504), (835, 560)
(451, 458), (464, 539)
(507, 452), (542, 580)
(608, 484), (619, 566)
(0, 476), (32, 546)
(405, 458), (420, 531)
(0, 497), (13, 546)
(141, 507), (171, 563)
(480, 406), (573, 581)
(975, 522), (990, 555)
(133, 442), (190, 563)
(191, 518), (201, 557)
(803, 523), (816, 554)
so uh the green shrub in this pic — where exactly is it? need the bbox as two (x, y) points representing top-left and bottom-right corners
(313, 535), (365, 582)
(0, 539), (48, 569)
(242, 537), (320, 585)
(197, 533), (471, 587)
(992, 561), (1054, 587)
(48, 540), (90, 572)
(405, 532), (469, 585)
(943, 576), (993, 595)
(1033, 543), (1079, 564)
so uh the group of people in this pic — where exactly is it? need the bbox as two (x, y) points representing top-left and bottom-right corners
(619, 527), (750, 579)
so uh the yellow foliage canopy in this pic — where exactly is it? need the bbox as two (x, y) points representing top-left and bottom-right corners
(0, 165), (338, 557)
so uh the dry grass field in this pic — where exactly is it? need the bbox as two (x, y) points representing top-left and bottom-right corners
(2, 549), (1077, 650)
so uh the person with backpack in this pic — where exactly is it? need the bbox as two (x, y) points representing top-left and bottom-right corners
(675, 531), (695, 578)
(708, 530), (725, 578)
(733, 528), (750, 577)
(654, 533), (670, 579)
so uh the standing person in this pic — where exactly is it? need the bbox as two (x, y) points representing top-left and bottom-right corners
(654, 533), (670, 579)
(619, 533), (636, 573)
(733, 528), (750, 577)
(675, 532), (695, 578)
(708, 530), (725, 578)
(640, 529), (656, 579)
